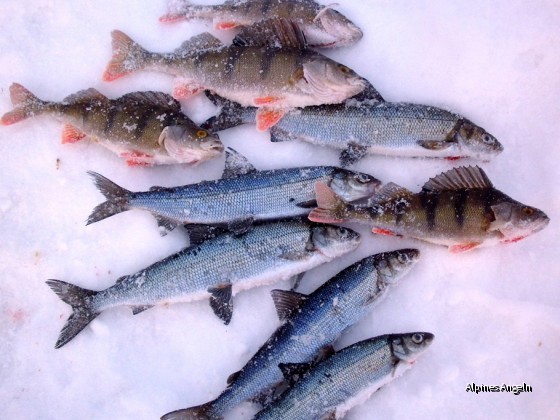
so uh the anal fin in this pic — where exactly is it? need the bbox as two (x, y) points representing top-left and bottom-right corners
(256, 108), (286, 131)
(449, 242), (481, 253)
(208, 283), (233, 324)
(61, 124), (87, 144)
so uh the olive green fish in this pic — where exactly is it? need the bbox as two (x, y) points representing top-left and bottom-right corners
(1, 83), (223, 166)
(309, 166), (549, 253)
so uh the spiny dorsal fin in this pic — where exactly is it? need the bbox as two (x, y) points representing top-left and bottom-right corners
(232, 18), (307, 49)
(422, 166), (493, 192)
(222, 148), (257, 178)
(118, 91), (181, 112)
(174, 32), (223, 55)
(369, 182), (413, 205)
(62, 88), (108, 105)
(278, 362), (313, 384)
(270, 289), (308, 321)
(208, 283), (233, 324)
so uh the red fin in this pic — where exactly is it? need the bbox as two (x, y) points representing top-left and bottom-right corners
(159, 13), (187, 23)
(1, 109), (28, 126)
(308, 208), (346, 224)
(102, 30), (146, 82)
(502, 236), (526, 244)
(121, 151), (154, 166)
(372, 228), (398, 236)
(1, 83), (44, 125)
(254, 96), (282, 106)
(172, 82), (203, 99)
(449, 242), (481, 253)
(61, 124), (87, 144)
(256, 108), (285, 131)
(216, 21), (239, 30)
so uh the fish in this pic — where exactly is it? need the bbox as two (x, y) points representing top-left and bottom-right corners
(46, 220), (360, 349)
(254, 332), (434, 420)
(160, 0), (363, 48)
(161, 249), (419, 420)
(0, 83), (223, 166)
(203, 94), (503, 164)
(86, 148), (381, 235)
(309, 166), (550, 253)
(102, 18), (367, 131)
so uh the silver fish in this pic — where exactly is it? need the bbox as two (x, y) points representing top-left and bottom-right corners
(161, 249), (419, 420)
(86, 148), (381, 235)
(47, 220), (360, 349)
(160, 0), (363, 48)
(255, 332), (434, 420)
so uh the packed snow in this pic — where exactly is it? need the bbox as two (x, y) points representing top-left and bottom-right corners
(1, 1), (559, 419)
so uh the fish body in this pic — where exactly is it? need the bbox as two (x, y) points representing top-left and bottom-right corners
(255, 332), (434, 420)
(87, 149), (381, 234)
(160, 0), (363, 48)
(0, 84), (223, 166)
(102, 20), (367, 130)
(47, 221), (360, 348)
(309, 166), (550, 253)
(204, 98), (503, 163)
(162, 249), (420, 420)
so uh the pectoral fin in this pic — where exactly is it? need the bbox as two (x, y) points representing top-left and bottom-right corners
(417, 140), (454, 150)
(208, 283), (233, 324)
(339, 142), (368, 166)
(256, 108), (286, 131)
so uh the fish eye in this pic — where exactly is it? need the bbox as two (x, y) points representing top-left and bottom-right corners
(397, 253), (408, 264)
(482, 134), (494, 144)
(197, 130), (208, 138)
(339, 227), (349, 235)
(523, 207), (534, 216)
(355, 173), (371, 184)
(412, 333), (424, 344)
(338, 65), (351, 74)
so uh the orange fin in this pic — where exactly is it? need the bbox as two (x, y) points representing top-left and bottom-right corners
(308, 208), (346, 224)
(1, 83), (46, 125)
(256, 108), (285, 131)
(449, 242), (481, 253)
(254, 96), (282, 106)
(159, 13), (187, 23)
(216, 21), (239, 30)
(61, 124), (87, 144)
(172, 82), (203, 99)
(121, 151), (154, 166)
(102, 30), (148, 82)
(372, 228), (398, 236)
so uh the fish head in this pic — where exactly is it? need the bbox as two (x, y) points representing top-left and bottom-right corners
(455, 119), (503, 159)
(307, 7), (363, 48)
(310, 225), (361, 258)
(329, 169), (382, 202)
(390, 332), (434, 364)
(159, 125), (224, 165)
(301, 59), (366, 104)
(491, 201), (550, 242)
(373, 248), (420, 285)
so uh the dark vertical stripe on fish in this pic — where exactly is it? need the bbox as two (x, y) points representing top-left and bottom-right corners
(453, 190), (468, 228)
(261, 0), (274, 15)
(260, 48), (277, 79)
(225, 47), (244, 78)
(420, 191), (438, 230)
(133, 108), (152, 138)
(81, 104), (90, 126)
(104, 105), (119, 133)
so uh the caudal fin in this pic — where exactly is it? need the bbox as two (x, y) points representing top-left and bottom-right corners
(161, 402), (214, 420)
(102, 30), (149, 82)
(1, 83), (49, 125)
(308, 182), (348, 224)
(86, 171), (132, 225)
(201, 91), (253, 132)
(46, 279), (99, 349)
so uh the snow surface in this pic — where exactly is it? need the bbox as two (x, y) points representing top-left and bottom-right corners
(1, 1), (559, 419)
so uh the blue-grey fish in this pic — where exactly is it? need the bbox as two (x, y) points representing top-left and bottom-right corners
(160, 0), (363, 48)
(47, 220), (360, 349)
(86, 148), (381, 235)
(161, 249), (419, 420)
(203, 94), (503, 164)
(1, 84), (223, 166)
(254, 332), (434, 419)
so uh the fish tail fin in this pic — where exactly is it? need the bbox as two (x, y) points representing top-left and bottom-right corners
(46, 279), (99, 349)
(201, 91), (252, 132)
(161, 402), (215, 420)
(308, 182), (349, 224)
(102, 30), (150, 81)
(1, 83), (50, 125)
(86, 171), (132, 225)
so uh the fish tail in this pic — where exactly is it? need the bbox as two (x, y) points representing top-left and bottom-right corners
(86, 171), (132, 225)
(159, 2), (215, 23)
(308, 182), (350, 223)
(102, 30), (150, 81)
(161, 402), (216, 420)
(201, 92), (252, 132)
(1, 83), (50, 125)
(46, 279), (99, 349)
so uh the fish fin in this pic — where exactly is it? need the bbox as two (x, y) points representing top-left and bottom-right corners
(311, 182), (351, 223)
(172, 80), (203, 100)
(159, 1), (208, 24)
(102, 30), (150, 82)
(227, 218), (254, 236)
(339, 142), (368, 167)
(208, 283), (233, 324)
(131, 305), (153, 315)
(488, 203), (512, 232)
(160, 402), (213, 420)
(308, 207), (347, 224)
(226, 370), (241, 386)
(269, 126), (294, 142)
(449, 242), (481, 253)
(295, 199), (317, 209)
(46, 279), (99, 349)
(270, 289), (307, 321)
(369, 182), (412, 206)
(201, 91), (251, 132)
(256, 108), (286, 131)
(254, 96), (283, 106)
(86, 171), (132, 225)
(154, 215), (179, 236)
(250, 386), (281, 407)
(1, 83), (49, 125)
(290, 272), (305, 291)
(61, 124), (87, 144)
(215, 21), (240, 30)
(422, 166), (492, 192)
(344, 81), (385, 105)
(149, 185), (167, 192)
(118, 91), (181, 112)
(184, 224), (227, 246)
(222, 147), (257, 178)
(173, 32), (223, 55)
(120, 151), (155, 166)
(322, 411), (337, 420)
(63, 88), (108, 105)
(372, 227), (399, 236)
(233, 18), (307, 49)
(315, 344), (336, 362)
(417, 140), (454, 150)
(278, 362), (313, 384)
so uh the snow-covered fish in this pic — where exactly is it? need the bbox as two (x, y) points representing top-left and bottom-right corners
(161, 249), (419, 420)
(1, 84), (223, 166)
(160, 0), (363, 48)
(254, 332), (434, 420)
(309, 166), (550, 253)
(102, 19), (367, 131)
(87, 148), (381, 235)
(47, 220), (360, 349)
(204, 96), (503, 164)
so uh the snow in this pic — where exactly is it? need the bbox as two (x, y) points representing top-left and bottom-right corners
(1, 0), (559, 419)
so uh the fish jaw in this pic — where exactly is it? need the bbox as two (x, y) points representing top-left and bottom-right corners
(490, 202), (550, 243)
(159, 125), (224, 165)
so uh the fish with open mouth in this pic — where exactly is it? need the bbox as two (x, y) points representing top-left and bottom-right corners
(102, 18), (367, 131)
(309, 166), (550, 253)
(160, 0), (363, 48)
(0, 83), (223, 166)
(47, 220), (360, 349)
